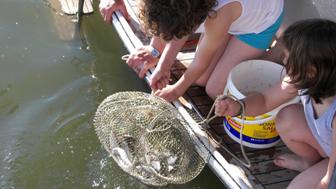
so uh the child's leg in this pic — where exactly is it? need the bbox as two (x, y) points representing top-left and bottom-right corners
(287, 158), (328, 189)
(274, 104), (325, 171)
(204, 36), (265, 99)
(194, 34), (231, 87)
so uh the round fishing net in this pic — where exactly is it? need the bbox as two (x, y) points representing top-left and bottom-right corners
(93, 91), (205, 186)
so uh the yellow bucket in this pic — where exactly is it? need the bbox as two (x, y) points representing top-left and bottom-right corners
(223, 60), (298, 148)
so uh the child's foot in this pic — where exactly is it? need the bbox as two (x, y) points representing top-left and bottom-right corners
(273, 153), (312, 172)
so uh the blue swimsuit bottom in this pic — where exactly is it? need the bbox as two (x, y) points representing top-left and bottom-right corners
(237, 12), (284, 50)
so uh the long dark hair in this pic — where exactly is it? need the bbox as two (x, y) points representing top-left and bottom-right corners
(282, 19), (336, 103)
(138, 0), (217, 41)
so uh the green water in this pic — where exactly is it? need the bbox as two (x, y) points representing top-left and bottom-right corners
(0, 0), (224, 188)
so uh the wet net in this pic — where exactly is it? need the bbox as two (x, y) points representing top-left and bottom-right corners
(93, 91), (205, 186)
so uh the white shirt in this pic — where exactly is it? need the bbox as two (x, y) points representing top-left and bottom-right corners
(195, 0), (284, 35)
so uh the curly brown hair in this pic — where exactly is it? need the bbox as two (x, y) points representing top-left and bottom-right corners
(138, 0), (217, 41)
(283, 19), (336, 103)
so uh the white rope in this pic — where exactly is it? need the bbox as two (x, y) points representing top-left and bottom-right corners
(121, 54), (130, 61)
(198, 94), (251, 168)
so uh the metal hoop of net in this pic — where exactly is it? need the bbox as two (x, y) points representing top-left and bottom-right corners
(93, 91), (205, 186)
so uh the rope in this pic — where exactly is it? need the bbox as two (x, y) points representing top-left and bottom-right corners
(121, 54), (130, 61)
(198, 94), (251, 168)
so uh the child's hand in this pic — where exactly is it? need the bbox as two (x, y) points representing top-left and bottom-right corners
(153, 84), (181, 102)
(99, 0), (130, 23)
(126, 46), (158, 78)
(150, 65), (171, 91)
(215, 97), (242, 117)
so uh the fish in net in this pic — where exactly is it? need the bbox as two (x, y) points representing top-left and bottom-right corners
(93, 91), (205, 186)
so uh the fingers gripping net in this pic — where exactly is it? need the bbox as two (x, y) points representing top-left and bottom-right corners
(94, 91), (205, 186)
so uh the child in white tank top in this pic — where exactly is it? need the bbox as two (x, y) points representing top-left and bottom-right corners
(124, 0), (284, 102)
(215, 19), (336, 189)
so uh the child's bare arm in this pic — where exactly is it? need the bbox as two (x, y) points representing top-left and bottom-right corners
(150, 36), (189, 91)
(215, 76), (297, 117)
(243, 76), (297, 116)
(154, 5), (238, 101)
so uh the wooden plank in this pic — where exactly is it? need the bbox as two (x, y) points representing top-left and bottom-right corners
(236, 146), (291, 163)
(210, 123), (227, 135)
(186, 86), (207, 97)
(196, 105), (213, 118)
(264, 181), (291, 189)
(190, 96), (213, 106)
(255, 169), (297, 185)
(58, 0), (93, 15)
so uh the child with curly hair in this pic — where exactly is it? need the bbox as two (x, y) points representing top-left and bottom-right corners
(126, 0), (284, 101)
(215, 19), (336, 189)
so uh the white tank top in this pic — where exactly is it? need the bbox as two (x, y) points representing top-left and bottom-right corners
(195, 0), (284, 35)
(301, 93), (336, 157)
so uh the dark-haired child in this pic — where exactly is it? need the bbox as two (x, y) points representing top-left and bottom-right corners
(215, 19), (336, 189)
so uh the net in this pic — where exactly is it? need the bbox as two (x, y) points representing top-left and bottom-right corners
(93, 91), (205, 186)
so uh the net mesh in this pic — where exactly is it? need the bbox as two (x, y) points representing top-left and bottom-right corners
(93, 91), (205, 186)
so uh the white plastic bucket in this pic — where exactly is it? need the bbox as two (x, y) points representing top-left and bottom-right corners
(223, 60), (299, 149)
